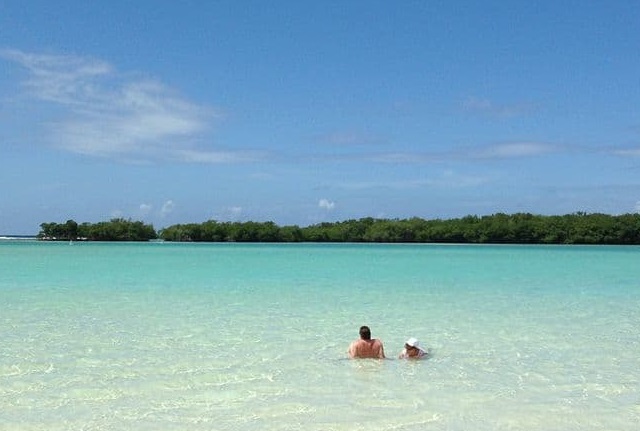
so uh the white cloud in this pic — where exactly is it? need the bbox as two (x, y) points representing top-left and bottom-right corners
(249, 172), (274, 181)
(213, 206), (243, 221)
(613, 148), (640, 157)
(330, 141), (556, 165)
(318, 198), (335, 210)
(0, 49), (260, 164)
(228, 206), (243, 216)
(333, 170), (488, 191)
(139, 203), (152, 216)
(426, 170), (489, 188)
(1, 49), (113, 105)
(319, 131), (386, 147)
(160, 200), (175, 217)
(476, 142), (554, 159)
(174, 149), (265, 163)
(635, 201), (640, 213)
(463, 97), (493, 111)
(462, 97), (534, 118)
(363, 152), (438, 164)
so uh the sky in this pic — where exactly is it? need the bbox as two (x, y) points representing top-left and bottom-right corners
(1, 1), (639, 234)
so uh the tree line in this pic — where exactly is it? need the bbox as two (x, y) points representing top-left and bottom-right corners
(38, 218), (157, 241)
(38, 212), (640, 244)
(159, 212), (640, 244)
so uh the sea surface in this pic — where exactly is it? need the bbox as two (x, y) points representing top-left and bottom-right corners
(1, 241), (638, 430)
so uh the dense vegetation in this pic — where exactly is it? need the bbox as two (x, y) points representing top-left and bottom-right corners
(38, 212), (640, 244)
(158, 212), (640, 245)
(38, 218), (157, 241)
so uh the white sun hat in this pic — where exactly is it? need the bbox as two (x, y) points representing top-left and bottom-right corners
(405, 337), (426, 353)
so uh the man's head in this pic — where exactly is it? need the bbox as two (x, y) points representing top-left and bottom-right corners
(359, 325), (371, 340)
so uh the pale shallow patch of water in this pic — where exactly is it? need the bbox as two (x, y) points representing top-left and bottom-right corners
(1, 242), (638, 430)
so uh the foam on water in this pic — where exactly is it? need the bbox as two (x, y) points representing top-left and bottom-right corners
(1, 242), (639, 430)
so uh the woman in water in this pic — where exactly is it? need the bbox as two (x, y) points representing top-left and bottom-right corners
(398, 337), (428, 359)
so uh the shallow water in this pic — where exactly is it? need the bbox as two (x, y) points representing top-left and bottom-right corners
(1, 241), (639, 430)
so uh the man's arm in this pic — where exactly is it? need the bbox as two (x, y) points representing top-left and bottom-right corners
(377, 340), (386, 359)
(348, 342), (356, 358)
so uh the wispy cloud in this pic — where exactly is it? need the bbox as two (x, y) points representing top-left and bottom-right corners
(473, 142), (555, 159)
(107, 201), (174, 220)
(1, 49), (259, 164)
(334, 170), (489, 191)
(361, 152), (441, 164)
(318, 198), (335, 210)
(462, 97), (535, 118)
(212, 206), (243, 221)
(317, 131), (386, 147)
(139, 203), (152, 217)
(110, 209), (124, 219)
(330, 141), (557, 165)
(174, 149), (266, 163)
(1, 50), (113, 105)
(612, 147), (640, 157)
(160, 200), (175, 217)
(423, 170), (490, 188)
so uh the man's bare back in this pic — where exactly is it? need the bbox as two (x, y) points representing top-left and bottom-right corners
(348, 339), (385, 359)
(348, 325), (385, 359)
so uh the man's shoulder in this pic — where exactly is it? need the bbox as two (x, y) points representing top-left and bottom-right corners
(351, 339), (368, 349)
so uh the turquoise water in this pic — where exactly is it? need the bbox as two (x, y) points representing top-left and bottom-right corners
(1, 241), (639, 430)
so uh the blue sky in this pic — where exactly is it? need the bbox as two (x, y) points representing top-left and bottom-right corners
(1, 1), (639, 234)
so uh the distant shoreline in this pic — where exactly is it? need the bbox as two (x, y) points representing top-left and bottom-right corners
(0, 235), (37, 240)
(24, 212), (640, 245)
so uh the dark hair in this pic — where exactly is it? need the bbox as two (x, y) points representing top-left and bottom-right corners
(359, 325), (371, 340)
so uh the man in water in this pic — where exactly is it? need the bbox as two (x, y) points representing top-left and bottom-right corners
(348, 325), (385, 359)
